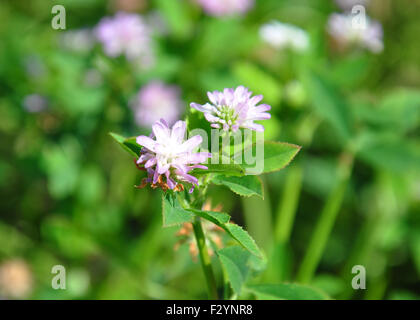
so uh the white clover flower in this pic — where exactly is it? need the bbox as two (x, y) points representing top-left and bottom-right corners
(327, 13), (384, 53)
(260, 21), (310, 52)
(190, 86), (271, 132)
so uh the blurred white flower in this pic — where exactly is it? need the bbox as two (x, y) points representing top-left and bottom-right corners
(335, 0), (370, 11)
(259, 21), (309, 52)
(131, 81), (184, 127)
(327, 13), (384, 53)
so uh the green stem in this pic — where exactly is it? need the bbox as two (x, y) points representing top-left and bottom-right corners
(192, 216), (219, 300)
(275, 164), (303, 243)
(222, 265), (230, 300)
(241, 184), (273, 252)
(296, 152), (354, 283)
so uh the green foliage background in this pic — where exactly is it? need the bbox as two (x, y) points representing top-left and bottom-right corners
(1, 0), (420, 299)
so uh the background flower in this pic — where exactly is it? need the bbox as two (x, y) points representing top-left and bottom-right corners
(327, 12), (384, 53)
(95, 12), (154, 66)
(23, 94), (48, 113)
(335, 0), (370, 11)
(197, 0), (254, 17)
(0, 259), (33, 299)
(260, 21), (309, 52)
(131, 81), (184, 127)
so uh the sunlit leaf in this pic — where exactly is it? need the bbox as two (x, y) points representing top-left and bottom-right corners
(303, 71), (353, 140)
(162, 193), (194, 227)
(191, 162), (245, 176)
(109, 133), (141, 158)
(212, 175), (263, 198)
(217, 246), (253, 295)
(234, 141), (301, 174)
(189, 209), (263, 257)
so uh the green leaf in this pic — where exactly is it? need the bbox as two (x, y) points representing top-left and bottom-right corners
(233, 61), (282, 105)
(234, 141), (301, 174)
(329, 54), (371, 88)
(261, 142), (301, 173)
(246, 283), (330, 300)
(217, 246), (253, 295)
(212, 175), (263, 198)
(155, 0), (193, 39)
(379, 89), (420, 132)
(303, 71), (353, 140)
(109, 133), (141, 158)
(353, 89), (420, 133)
(188, 209), (231, 225)
(162, 193), (194, 227)
(191, 162), (245, 176)
(224, 223), (262, 258)
(410, 230), (420, 277)
(358, 132), (420, 172)
(189, 209), (263, 258)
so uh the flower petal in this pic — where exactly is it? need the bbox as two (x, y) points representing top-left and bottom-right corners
(171, 120), (186, 143)
(190, 102), (214, 113)
(136, 136), (157, 152)
(152, 120), (170, 142)
(179, 135), (202, 153)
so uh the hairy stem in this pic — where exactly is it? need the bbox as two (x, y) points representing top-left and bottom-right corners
(192, 216), (219, 300)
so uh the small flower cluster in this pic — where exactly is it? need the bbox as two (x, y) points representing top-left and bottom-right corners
(135, 86), (271, 192)
(190, 86), (271, 132)
(197, 0), (254, 17)
(259, 21), (309, 52)
(95, 12), (154, 66)
(135, 119), (210, 193)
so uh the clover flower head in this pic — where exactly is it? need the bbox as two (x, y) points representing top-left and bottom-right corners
(327, 13), (383, 53)
(131, 81), (184, 128)
(197, 0), (254, 17)
(95, 12), (154, 66)
(190, 86), (271, 132)
(260, 21), (309, 52)
(135, 119), (210, 193)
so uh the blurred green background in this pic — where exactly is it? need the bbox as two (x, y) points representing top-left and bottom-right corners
(0, 0), (420, 299)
